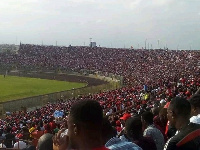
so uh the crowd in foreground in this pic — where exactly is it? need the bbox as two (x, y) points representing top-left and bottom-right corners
(0, 76), (199, 150)
(1, 94), (200, 150)
(0, 45), (199, 149)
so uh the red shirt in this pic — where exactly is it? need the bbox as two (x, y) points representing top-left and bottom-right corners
(49, 121), (56, 130)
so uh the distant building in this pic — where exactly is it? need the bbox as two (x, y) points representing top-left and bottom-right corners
(90, 42), (96, 48)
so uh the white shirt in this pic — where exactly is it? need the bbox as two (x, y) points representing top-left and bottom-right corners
(190, 114), (200, 124)
(13, 141), (27, 149)
(0, 144), (6, 148)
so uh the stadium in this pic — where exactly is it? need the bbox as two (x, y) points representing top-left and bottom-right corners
(0, 0), (200, 150)
(0, 43), (199, 149)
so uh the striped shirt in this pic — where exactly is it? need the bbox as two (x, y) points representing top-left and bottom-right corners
(143, 124), (164, 150)
(105, 137), (142, 150)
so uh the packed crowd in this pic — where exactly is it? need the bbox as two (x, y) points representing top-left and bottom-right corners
(0, 44), (200, 149)
(0, 44), (199, 86)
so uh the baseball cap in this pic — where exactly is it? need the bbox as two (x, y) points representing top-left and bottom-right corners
(120, 113), (131, 121)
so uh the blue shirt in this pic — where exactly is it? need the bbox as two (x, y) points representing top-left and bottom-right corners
(105, 137), (142, 150)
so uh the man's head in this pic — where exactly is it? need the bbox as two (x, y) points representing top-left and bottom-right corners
(160, 99), (166, 107)
(189, 94), (200, 116)
(37, 133), (53, 150)
(68, 100), (103, 149)
(141, 111), (154, 129)
(167, 97), (191, 129)
(125, 117), (142, 140)
(102, 117), (117, 145)
(159, 108), (168, 125)
(151, 107), (160, 117)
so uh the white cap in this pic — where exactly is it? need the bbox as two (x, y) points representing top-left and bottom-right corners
(160, 99), (166, 104)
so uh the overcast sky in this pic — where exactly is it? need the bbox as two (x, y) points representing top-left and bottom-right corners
(0, 0), (200, 49)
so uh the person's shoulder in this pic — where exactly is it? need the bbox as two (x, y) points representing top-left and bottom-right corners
(190, 122), (200, 128)
(181, 123), (200, 135)
(167, 123), (200, 144)
(108, 141), (142, 150)
(105, 137), (121, 147)
(165, 123), (200, 149)
(141, 136), (155, 143)
(176, 125), (200, 149)
(146, 125), (162, 134)
(5, 133), (15, 138)
(164, 136), (179, 150)
(106, 137), (142, 150)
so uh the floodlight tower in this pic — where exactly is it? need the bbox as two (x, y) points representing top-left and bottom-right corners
(145, 39), (147, 49)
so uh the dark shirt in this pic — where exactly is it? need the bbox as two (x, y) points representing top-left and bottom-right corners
(4, 133), (15, 148)
(167, 125), (177, 139)
(134, 136), (157, 150)
(164, 123), (200, 150)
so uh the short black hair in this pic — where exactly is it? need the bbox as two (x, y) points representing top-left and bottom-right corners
(170, 97), (191, 117)
(152, 107), (160, 116)
(189, 94), (200, 108)
(141, 111), (153, 124)
(37, 133), (53, 150)
(70, 100), (103, 125)
(125, 117), (142, 139)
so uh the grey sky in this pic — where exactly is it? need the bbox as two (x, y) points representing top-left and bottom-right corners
(0, 0), (200, 49)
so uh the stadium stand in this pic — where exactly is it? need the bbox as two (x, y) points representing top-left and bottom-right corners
(0, 44), (199, 149)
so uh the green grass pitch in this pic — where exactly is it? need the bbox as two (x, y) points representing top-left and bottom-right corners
(0, 75), (87, 102)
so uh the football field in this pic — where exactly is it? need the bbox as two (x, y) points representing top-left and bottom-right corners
(0, 75), (86, 102)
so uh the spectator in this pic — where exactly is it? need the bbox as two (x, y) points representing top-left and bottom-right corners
(13, 140), (28, 150)
(63, 100), (109, 150)
(14, 127), (32, 149)
(4, 127), (16, 148)
(189, 94), (200, 124)
(22, 127), (31, 141)
(37, 133), (53, 150)
(29, 123), (36, 137)
(102, 117), (142, 150)
(0, 129), (6, 148)
(44, 124), (51, 134)
(102, 117), (117, 145)
(118, 113), (131, 140)
(141, 111), (165, 150)
(125, 117), (157, 150)
(164, 97), (200, 150)
(153, 108), (168, 141)
(0, 129), (5, 145)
